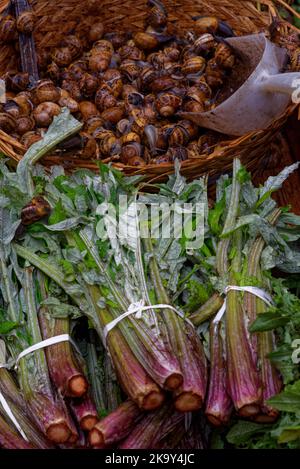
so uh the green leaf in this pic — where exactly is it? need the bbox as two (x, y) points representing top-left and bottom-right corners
(48, 199), (67, 225)
(249, 312), (290, 332)
(268, 381), (300, 412)
(0, 320), (19, 334)
(257, 163), (300, 208)
(226, 421), (271, 445)
(208, 196), (225, 235)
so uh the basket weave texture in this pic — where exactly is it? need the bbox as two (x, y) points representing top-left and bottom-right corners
(0, 0), (299, 181)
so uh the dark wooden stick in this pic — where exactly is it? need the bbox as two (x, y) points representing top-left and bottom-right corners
(12, 0), (39, 83)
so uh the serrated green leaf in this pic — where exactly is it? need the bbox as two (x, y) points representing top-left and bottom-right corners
(249, 312), (290, 332)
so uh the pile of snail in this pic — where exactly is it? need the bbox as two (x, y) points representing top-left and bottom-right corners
(0, 2), (249, 165)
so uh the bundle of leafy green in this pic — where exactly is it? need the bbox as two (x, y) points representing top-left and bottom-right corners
(1, 109), (300, 448)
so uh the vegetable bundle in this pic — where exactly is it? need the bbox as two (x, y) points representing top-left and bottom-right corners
(0, 111), (300, 448)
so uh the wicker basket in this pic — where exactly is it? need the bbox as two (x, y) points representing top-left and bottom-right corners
(0, 0), (299, 182)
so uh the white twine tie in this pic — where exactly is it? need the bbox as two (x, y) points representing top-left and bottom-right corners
(213, 285), (273, 324)
(103, 299), (194, 342)
(0, 334), (80, 442)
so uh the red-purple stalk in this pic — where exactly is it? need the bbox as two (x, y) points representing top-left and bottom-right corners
(89, 400), (143, 448)
(205, 321), (233, 426)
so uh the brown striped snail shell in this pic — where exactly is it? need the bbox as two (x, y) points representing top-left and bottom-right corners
(33, 102), (61, 127)
(166, 146), (188, 161)
(79, 132), (98, 159)
(101, 105), (125, 124)
(134, 32), (160, 50)
(68, 60), (88, 81)
(149, 75), (176, 93)
(121, 142), (143, 163)
(118, 44), (145, 61)
(163, 46), (180, 62)
(95, 128), (121, 156)
(0, 113), (16, 133)
(182, 56), (206, 75)
(84, 116), (104, 135)
(183, 99), (204, 113)
(52, 47), (74, 67)
(290, 48), (300, 71)
(61, 80), (82, 101)
(194, 16), (219, 35)
(79, 73), (99, 97)
(0, 15), (17, 43)
(13, 93), (34, 116)
(7, 73), (30, 92)
(214, 43), (235, 69)
(16, 11), (36, 35)
(79, 101), (99, 121)
(95, 87), (117, 111)
(194, 33), (216, 53)
(61, 35), (83, 59)
(15, 115), (35, 135)
(34, 79), (60, 103)
(139, 66), (159, 90)
(89, 51), (112, 73)
(205, 59), (225, 88)
(58, 91), (79, 113)
(155, 92), (182, 117)
(147, 1), (168, 30)
(121, 132), (141, 144)
(47, 62), (61, 82)
(3, 100), (20, 119)
(102, 69), (123, 98)
(21, 196), (51, 225)
(119, 60), (141, 82)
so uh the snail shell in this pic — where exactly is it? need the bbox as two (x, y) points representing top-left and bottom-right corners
(16, 11), (36, 35)
(155, 92), (182, 117)
(214, 43), (235, 69)
(79, 73), (99, 97)
(0, 113), (16, 133)
(7, 73), (29, 92)
(33, 102), (61, 127)
(21, 196), (51, 225)
(119, 60), (140, 82)
(134, 32), (159, 50)
(121, 142), (143, 163)
(15, 115), (35, 135)
(52, 47), (73, 67)
(205, 59), (225, 88)
(0, 15), (16, 42)
(101, 105), (125, 124)
(79, 101), (99, 121)
(194, 16), (219, 35)
(118, 44), (145, 61)
(95, 128), (120, 156)
(35, 80), (60, 103)
(194, 33), (216, 54)
(85, 116), (104, 135)
(182, 56), (206, 75)
(95, 87), (117, 111)
(61, 35), (83, 59)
